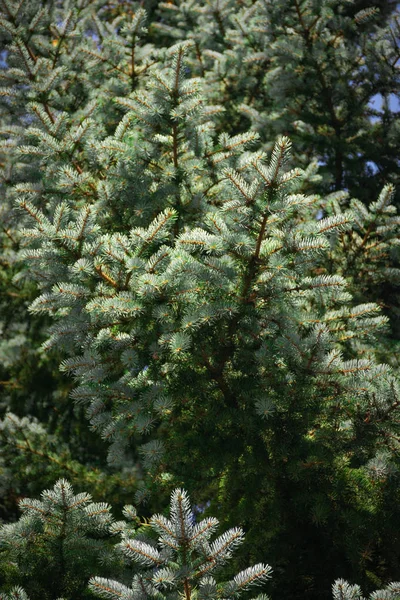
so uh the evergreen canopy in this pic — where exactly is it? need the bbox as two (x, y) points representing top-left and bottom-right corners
(0, 1), (399, 599)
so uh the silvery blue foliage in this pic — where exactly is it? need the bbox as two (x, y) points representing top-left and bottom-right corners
(90, 488), (272, 600)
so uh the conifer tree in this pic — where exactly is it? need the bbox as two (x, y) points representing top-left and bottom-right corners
(331, 579), (400, 600)
(90, 487), (272, 600)
(0, 480), (119, 600)
(156, 0), (400, 202)
(155, 0), (400, 331)
(0, 1), (399, 599)
(1, 485), (398, 600)
(0, 589), (36, 600)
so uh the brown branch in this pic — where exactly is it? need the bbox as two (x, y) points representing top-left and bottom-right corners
(95, 265), (119, 289)
(172, 123), (179, 170)
(293, 0), (344, 189)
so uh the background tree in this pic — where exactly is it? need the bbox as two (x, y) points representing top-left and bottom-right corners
(0, 480), (119, 600)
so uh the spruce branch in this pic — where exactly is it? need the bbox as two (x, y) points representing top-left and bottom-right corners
(90, 488), (272, 600)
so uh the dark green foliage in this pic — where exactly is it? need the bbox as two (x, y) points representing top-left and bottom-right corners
(0, 413), (138, 521)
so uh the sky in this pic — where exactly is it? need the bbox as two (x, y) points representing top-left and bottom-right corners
(369, 93), (400, 113)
